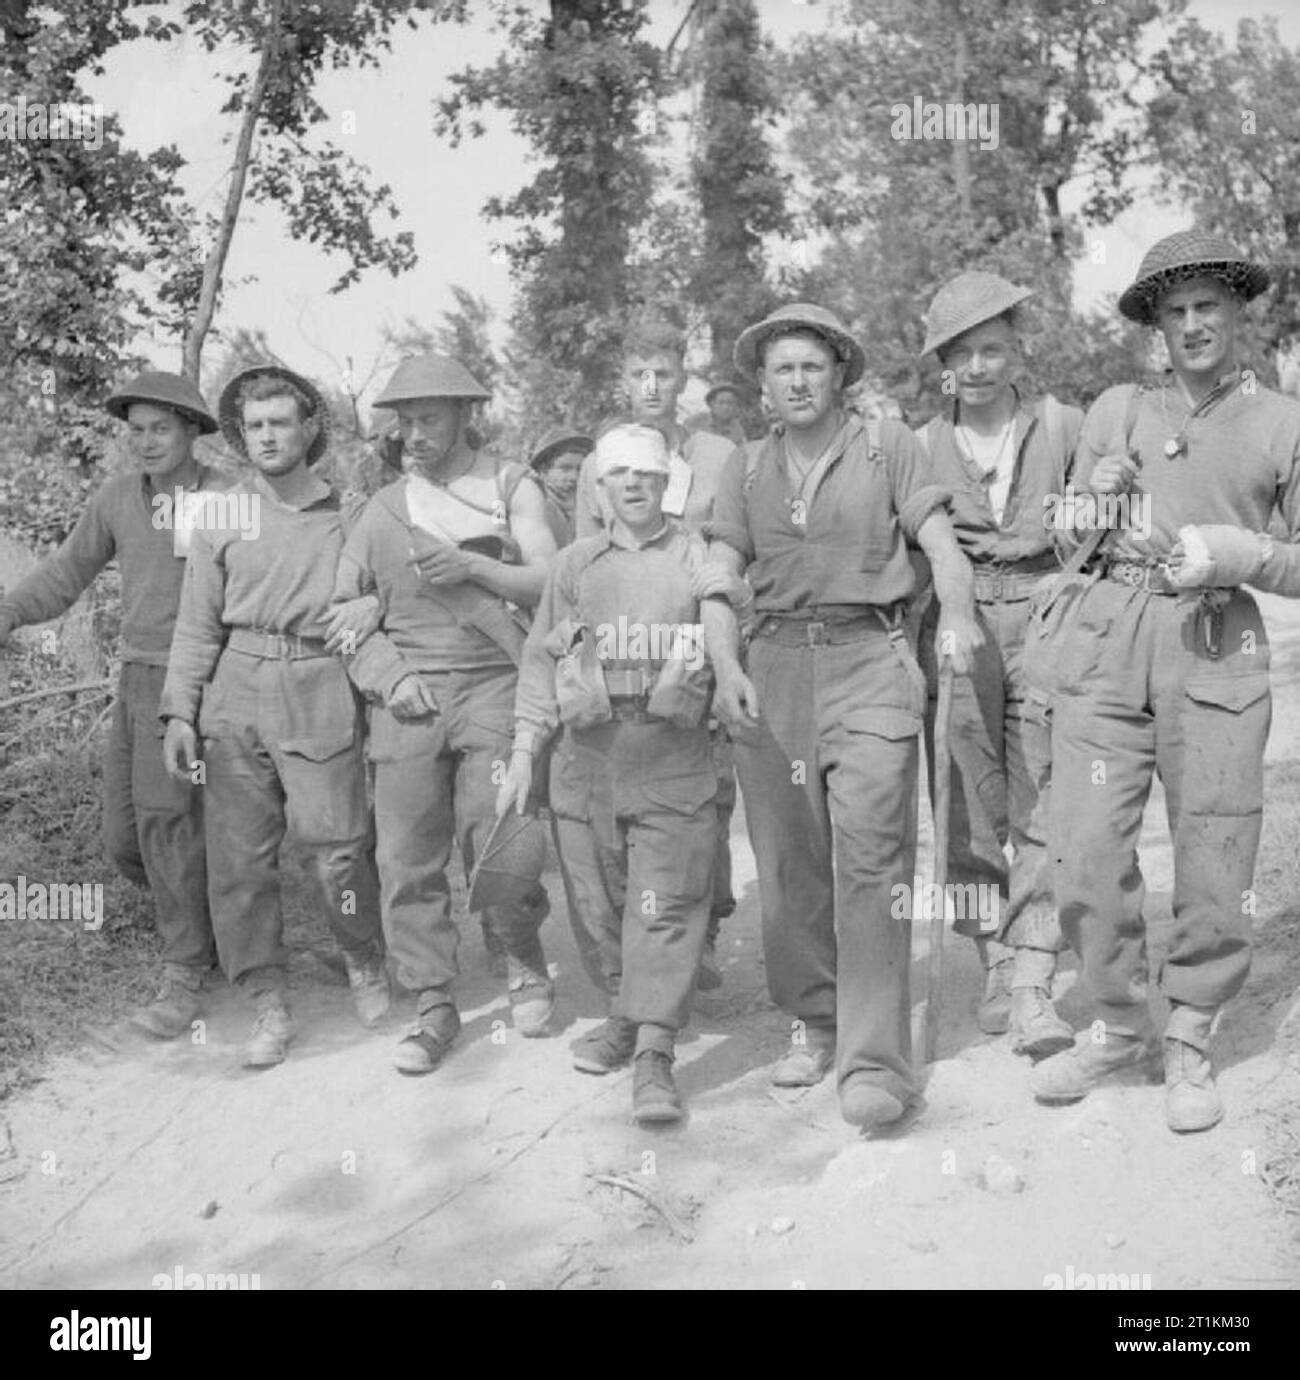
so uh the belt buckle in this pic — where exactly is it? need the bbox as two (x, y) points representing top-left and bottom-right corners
(806, 619), (826, 646)
(988, 575), (1004, 601)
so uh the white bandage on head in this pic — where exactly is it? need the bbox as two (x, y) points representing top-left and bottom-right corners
(593, 423), (670, 479)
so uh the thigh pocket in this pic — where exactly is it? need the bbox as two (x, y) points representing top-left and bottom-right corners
(639, 771), (719, 817)
(367, 703), (443, 763)
(549, 735), (597, 822)
(1182, 671), (1270, 816)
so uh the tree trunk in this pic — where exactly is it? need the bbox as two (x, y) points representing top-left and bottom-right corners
(949, 5), (971, 221)
(181, 0), (282, 382)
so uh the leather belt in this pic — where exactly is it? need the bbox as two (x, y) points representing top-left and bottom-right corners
(1102, 560), (1179, 596)
(603, 666), (656, 697)
(971, 558), (1056, 604)
(756, 604), (902, 647)
(226, 627), (332, 660)
(608, 696), (657, 723)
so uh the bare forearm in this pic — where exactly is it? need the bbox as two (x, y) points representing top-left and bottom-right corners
(469, 555), (548, 606)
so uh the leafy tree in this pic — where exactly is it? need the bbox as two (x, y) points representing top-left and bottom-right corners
(176, 0), (420, 377)
(0, 0), (191, 466)
(1147, 16), (1300, 371)
(684, 0), (789, 373)
(781, 0), (1183, 418)
(436, 0), (666, 426)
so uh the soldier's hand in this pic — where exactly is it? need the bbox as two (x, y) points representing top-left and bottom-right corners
(0, 609), (17, 648)
(495, 751), (533, 818)
(388, 673), (437, 721)
(1087, 454), (1139, 497)
(162, 718), (200, 785)
(937, 613), (985, 676)
(411, 543), (476, 587)
(324, 594), (380, 655)
(714, 667), (760, 733)
(1168, 524), (1265, 589)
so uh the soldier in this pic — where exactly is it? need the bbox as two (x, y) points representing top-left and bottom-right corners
(0, 373), (218, 1037)
(529, 427), (592, 550)
(331, 354), (558, 1075)
(574, 322), (739, 987)
(916, 272), (1084, 1057)
(498, 422), (744, 1123)
(1030, 230), (1300, 1132)
(695, 379), (749, 448)
(160, 364), (386, 1068)
(706, 302), (983, 1130)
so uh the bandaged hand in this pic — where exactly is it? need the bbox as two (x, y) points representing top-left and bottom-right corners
(1167, 525), (1265, 590)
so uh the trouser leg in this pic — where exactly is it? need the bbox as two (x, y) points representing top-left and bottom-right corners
(1001, 607), (1060, 955)
(102, 671), (147, 886)
(614, 798), (715, 1040)
(821, 631), (924, 1103)
(921, 601), (1008, 941)
(734, 639), (835, 1032)
(1154, 590), (1269, 1011)
(443, 669), (548, 964)
(709, 729), (737, 928)
(203, 727), (289, 988)
(1049, 692), (1157, 1038)
(278, 737), (381, 955)
(372, 741), (460, 994)
(123, 663), (213, 969)
(552, 813), (622, 996)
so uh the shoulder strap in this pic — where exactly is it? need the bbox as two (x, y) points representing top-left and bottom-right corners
(1043, 393), (1064, 465)
(1056, 383), (1148, 577)
(866, 416), (882, 456)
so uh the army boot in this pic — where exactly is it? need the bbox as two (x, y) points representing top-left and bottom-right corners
(1164, 1003), (1224, 1133)
(975, 936), (1015, 1035)
(1008, 947), (1073, 1059)
(130, 964), (204, 1039)
(243, 989), (293, 1069)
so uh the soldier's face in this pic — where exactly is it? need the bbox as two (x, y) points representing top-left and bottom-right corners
(761, 332), (844, 430)
(241, 395), (317, 475)
(602, 466), (667, 529)
(126, 403), (196, 476)
(542, 449), (585, 504)
(939, 318), (1018, 409)
(623, 352), (684, 424)
(395, 398), (463, 473)
(710, 391), (741, 426)
(1155, 277), (1240, 381)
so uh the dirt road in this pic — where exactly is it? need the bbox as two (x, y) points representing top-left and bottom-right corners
(3, 600), (1299, 1291)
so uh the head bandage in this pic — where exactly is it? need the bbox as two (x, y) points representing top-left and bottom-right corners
(594, 424), (670, 479)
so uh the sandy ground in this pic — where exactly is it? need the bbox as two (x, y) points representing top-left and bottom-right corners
(2, 598), (1299, 1291)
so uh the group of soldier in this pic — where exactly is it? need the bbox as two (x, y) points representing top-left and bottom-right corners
(2, 227), (1297, 1133)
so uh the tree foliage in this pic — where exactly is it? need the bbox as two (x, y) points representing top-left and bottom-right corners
(1147, 16), (1300, 358)
(436, 0), (666, 426)
(781, 0), (1183, 418)
(686, 0), (789, 373)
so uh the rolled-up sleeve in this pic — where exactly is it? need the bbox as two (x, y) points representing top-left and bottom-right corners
(882, 419), (952, 541)
(704, 446), (753, 560)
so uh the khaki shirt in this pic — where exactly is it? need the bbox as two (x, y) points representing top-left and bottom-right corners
(708, 412), (949, 612)
(1072, 374), (1300, 567)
